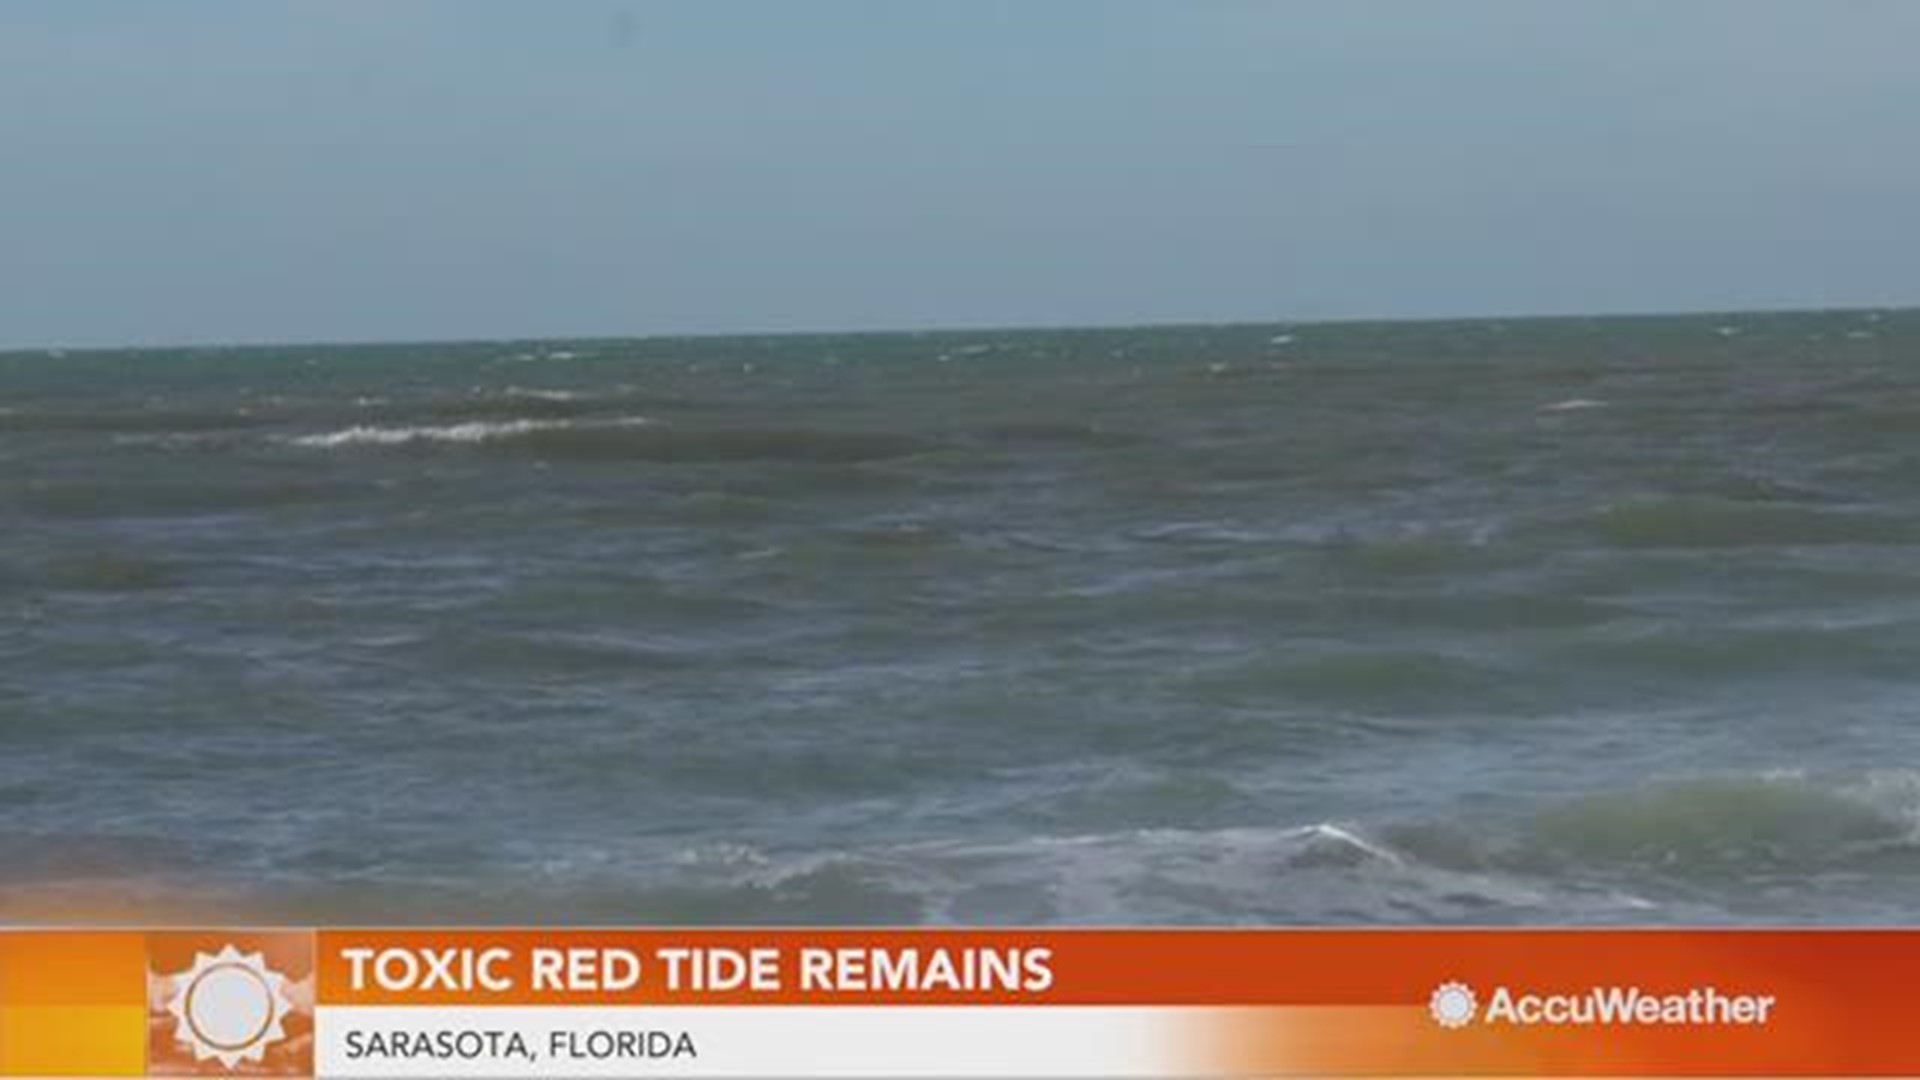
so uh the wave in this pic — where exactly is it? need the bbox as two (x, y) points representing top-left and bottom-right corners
(500, 386), (589, 402)
(286, 418), (584, 448)
(745, 770), (1920, 922)
(286, 418), (936, 463)
(357, 386), (711, 422)
(4, 386), (711, 439)
(18, 773), (1910, 925)
(449, 766), (1896, 924)
(1519, 772), (1920, 877)
(586, 822), (1648, 925)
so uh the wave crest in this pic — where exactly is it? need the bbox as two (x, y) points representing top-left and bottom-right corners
(286, 418), (589, 448)
(286, 418), (935, 463)
(1522, 773), (1919, 876)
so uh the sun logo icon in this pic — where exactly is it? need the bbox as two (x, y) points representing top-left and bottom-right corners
(1429, 980), (1478, 1029)
(164, 945), (296, 1069)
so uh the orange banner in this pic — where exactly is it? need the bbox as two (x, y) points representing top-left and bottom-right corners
(0, 928), (1917, 1076)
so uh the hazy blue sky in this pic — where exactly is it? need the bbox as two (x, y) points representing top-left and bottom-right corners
(2, 1), (1916, 347)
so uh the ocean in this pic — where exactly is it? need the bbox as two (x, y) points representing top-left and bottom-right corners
(3, 310), (1918, 925)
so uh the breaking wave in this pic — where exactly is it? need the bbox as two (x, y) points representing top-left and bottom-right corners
(286, 418), (935, 462)
(287, 418), (589, 448)
(1519, 772), (1920, 875)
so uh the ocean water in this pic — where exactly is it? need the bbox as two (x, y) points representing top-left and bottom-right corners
(4, 310), (1919, 925)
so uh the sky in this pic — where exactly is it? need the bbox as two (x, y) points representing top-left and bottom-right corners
(1, 0), (1917, 348)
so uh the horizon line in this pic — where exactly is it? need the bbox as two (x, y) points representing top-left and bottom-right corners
(2, 299), (1910, 356)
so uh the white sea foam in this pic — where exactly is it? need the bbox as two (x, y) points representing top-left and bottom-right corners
(287, 418), (570, 448)
(1286, 822), (1406, 866)
(289, 415), (655, 449)
(501, 386), (588, 402)
(1541, 398), (1608, 412)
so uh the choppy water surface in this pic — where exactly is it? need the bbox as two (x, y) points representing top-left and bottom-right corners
(5, 311), (1919, 924)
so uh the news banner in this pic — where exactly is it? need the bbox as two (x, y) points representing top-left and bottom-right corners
(0, 928), (1912, 1076)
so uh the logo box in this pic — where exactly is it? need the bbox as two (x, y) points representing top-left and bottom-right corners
(147, 932), (314, 1077)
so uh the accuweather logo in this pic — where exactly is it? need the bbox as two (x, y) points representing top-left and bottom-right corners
(1428, 981), (1479, 1028)
(1427, 980), (1777, 1029)
(164, 945), (296, 1069)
